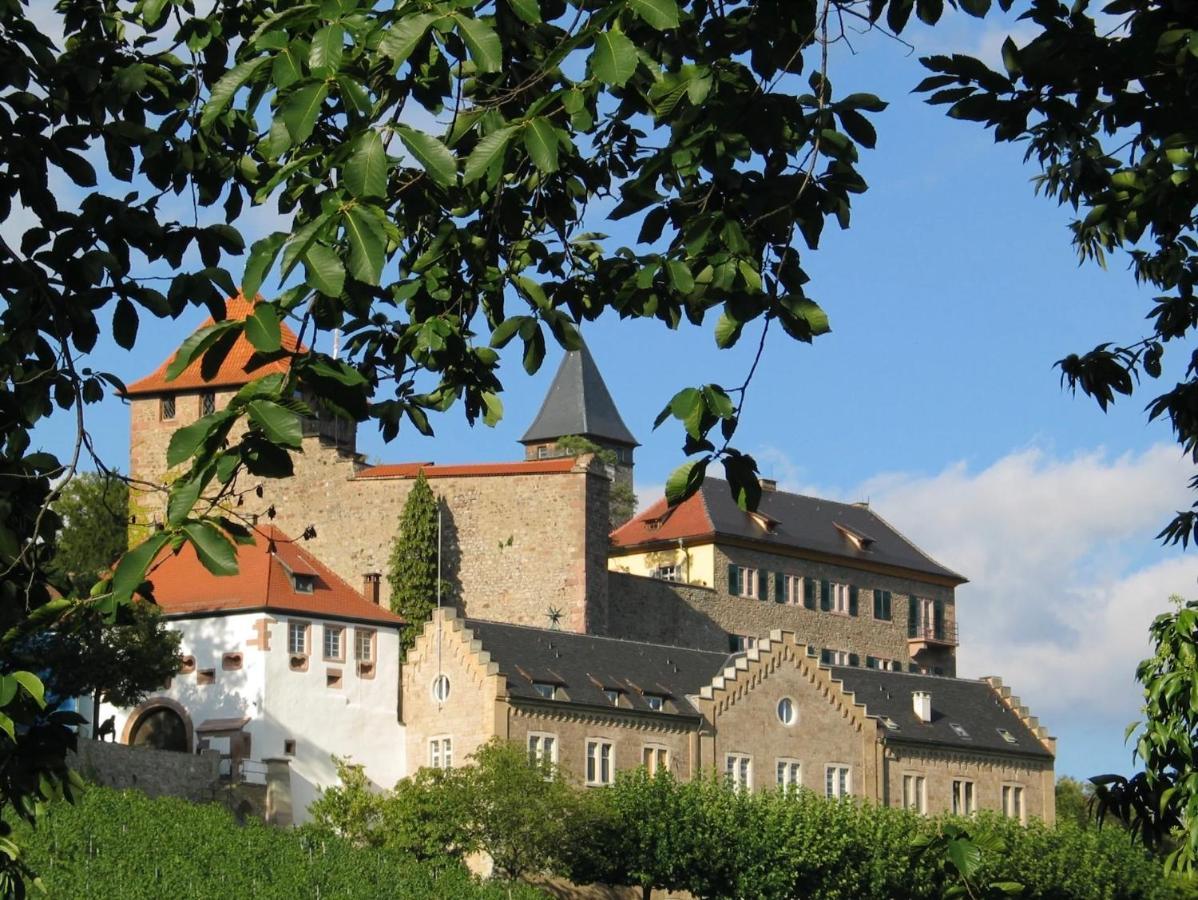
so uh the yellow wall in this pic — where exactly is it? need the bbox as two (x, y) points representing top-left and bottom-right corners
(608, 544), (716, 587)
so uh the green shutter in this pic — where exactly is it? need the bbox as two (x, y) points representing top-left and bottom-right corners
(774, 572), (786, 604)
(849, 653), (860, 667)
(728, 564), (739, 595)
(849, 585), (859, 616)
(866, 656), (877, 669)
(820, 579), (831, 611)
(803, 579), (815, 609)
(933, 599), (945, 639)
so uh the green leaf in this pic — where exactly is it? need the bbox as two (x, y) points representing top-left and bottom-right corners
(628, 0), (679, 30)
(245, 303), (282, 352)
(167, 410), (233, 468)
(346, 130), (388, 198)
(182, 521), (239, 577)
(665, 259), (694, 293)
(490, 316), (527, 348)
(344, 205), (387, 284)
(957, 0), (990, 15)
(591, 30), (638, 86)
(304, 243), (347, 295)
(714, 312), (743, 348)
(398, 126), (457, 187)
(481, 392), (503, 426)
(272, 45), (303, 90)
(247, 399), (303, 448)
(11, 672), (44, 709)
(281, 81), (329, 143)
(165, 320), (240, 381)
(242, 231), (288, 299)
(167, 476), (205, 528)
(309, 23), (344, 73)
(464, 126), (517, 184)
(506, 0), (541, 24)
(380, 12), (439, 68)
(201, 58), (270, 129)
(523, 118), (560, 173)
(946, 838), (983, 877)
(113, 298), (139, 350)
(665, 457), (708, 506)
(454, 14), (502, 73)
(112, 532), (171, 599)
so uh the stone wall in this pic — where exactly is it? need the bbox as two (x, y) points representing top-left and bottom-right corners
(603, 572), (728, 650)
(70, 739), (220, 803)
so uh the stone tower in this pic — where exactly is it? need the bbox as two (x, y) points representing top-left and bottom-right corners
(519, 342), (638, 526)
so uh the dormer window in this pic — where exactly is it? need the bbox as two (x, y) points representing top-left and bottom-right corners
(835, 522), (876, 551)
(644, 694), (664, 712)
(949, 723), (972, 741)
(160, 395), (176, 420)
(996, 728), (1018, 745)
(292, 574), (315, 593)
(604, 689), (621, 706)
(747, 511), (778, 533)
(533, 682), (557, 700)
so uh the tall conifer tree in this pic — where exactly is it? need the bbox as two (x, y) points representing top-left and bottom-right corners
(387, 472), (447, 650)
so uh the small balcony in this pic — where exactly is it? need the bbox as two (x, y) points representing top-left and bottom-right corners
(907, 622), (959, 650)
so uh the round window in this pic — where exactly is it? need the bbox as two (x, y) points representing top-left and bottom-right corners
(777, 697), (796, 726)
(431, 674), (451, 703)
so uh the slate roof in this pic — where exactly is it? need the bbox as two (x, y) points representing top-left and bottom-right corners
(148, 525), (403, 626)
(830, 666), (1052, 758)
(612, 478), (965, 583)
(465, 618), (729, 718)
(520, 342), (638, 448)
(126, 296), (301, 396)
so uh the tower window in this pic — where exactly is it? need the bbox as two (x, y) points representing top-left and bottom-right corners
(160, 395), (176, 420)
(200, 391), (216, 416)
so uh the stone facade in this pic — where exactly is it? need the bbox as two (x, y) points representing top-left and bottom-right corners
(70, 739), (221, 803)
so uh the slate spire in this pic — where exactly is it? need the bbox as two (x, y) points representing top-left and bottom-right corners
(520, 342), (638, 448)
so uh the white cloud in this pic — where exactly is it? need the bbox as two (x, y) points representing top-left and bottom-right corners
(766, 443), (1198, 776)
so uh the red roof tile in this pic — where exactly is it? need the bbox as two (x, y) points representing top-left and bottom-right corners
(147, 524), (403, 626)
(355, 459), (579, 480)
(610, 490), (715, 548)
(125, 296), (302, 396)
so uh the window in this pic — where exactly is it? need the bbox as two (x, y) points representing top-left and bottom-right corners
(882, 717), (901, 731)
(903, 774), (926, 813)
(292, 573), (316, 593)
(873, 589), (893, 620)
(222, 652), (242, 671)
(824, 583), (859, 616)
(653, 564), (679, 582)
(586, 740), (614, 785)
(283, 739), (296, 756)
(949, 723), (972, 741)
(643, 694), (664, 711)
(866, 656), (900, 671)
(776, 759), (801, 789)
(354, 629), (374, 662)
(996, 728), (1018, 745)
(1002, 785), (1025, 822)
(729, 634), (758, 653)
(430, 674), (451, 703)
(642, 745), (669, 774)
(777, 574), (803, 605)
(197, 668), (215, 685)
(323, 626), (344, 660)
(952, 779), (976, 816)
(909, 596), (948, 640)
(603, 689), (621, 706)
(199, 391), (216, 416)
(727, 564), (758, 599)
(725, 753), (752, 792)
(777, 697), (796, 726)
(532, 682), (557, 700)
(528, 733), (558, 766)
(160, 395), (176, 420)
(288, 622), (308, 655)
(429, 736), (453, 769)
(825, 765), (851, 799)
(821, 648), (855, 666)
(326, 669), (342, 689)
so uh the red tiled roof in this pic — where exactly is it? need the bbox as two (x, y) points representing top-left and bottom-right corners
(355, 459), (579, 480)
(125, 296), (302, 396)
(610, 490), (715, 548)
(147, 525), (403, 626)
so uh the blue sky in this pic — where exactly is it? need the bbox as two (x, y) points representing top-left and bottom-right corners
(20, 6), (1198, 782)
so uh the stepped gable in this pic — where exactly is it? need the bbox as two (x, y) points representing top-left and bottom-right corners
(519, 341), (638, 448)
(147, 524), (402, 626)
(125, 296), (302, 396)
(612, 478), (965, 583)
(464, 618), (729, 717)
(829, 666), (1054, 758)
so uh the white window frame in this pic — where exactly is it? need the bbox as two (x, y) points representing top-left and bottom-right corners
(323, 625), (344, 660)
(431, 674), (451, 704)
(654, 564), (680, 582)
(902, 774), (927, 813)
(776, 696), (797, 727)
(1001, 784), (1025, 823)
(586, 739), (614, 786)
(287, 621), (308, 655)
(354, 628), (374, 662)
(831, 582), (851, 614)
(642, 744), (669, 775)
(776, 758), (802, 789)
(725, 753), (752, 792)
(952, 779), (976, 816)
(428, 736), (452, 770)
(644, 694), (664, 712)
(528, 732), (558, 766)
(783, 574), (803, 605)
(731, 566), (758, 599)
(823, 648), (851, 666)
(825, 764), (851, 799)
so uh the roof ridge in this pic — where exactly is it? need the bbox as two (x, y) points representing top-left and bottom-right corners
(464, 617), (731, 658)
(857, 505), (968, 584)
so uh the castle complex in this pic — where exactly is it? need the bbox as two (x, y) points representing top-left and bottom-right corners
(106, 298), (1055, 825)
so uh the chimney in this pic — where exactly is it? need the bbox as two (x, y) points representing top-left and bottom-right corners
(912, 691), (932, 723)
(362, 572), (381, 605)
(760, 478), (777, 492)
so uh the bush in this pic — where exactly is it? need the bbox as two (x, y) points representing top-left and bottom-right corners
(13, 786), (544, 899)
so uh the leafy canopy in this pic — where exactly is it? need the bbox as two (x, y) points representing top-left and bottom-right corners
(387, 471), (449, 650)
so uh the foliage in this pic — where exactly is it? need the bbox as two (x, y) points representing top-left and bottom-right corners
(44, 474), (128, 599)
(554, 435), (638, 525)
(912, 820), (1022, 900)
(11, 599), (180, 730)
(387, 471), (449, 650)
(12, 784), (543, 899)
(307, 757), (388, 848)
(1054, 777), (1097, 831)
(1092, 595), (1198, 873)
